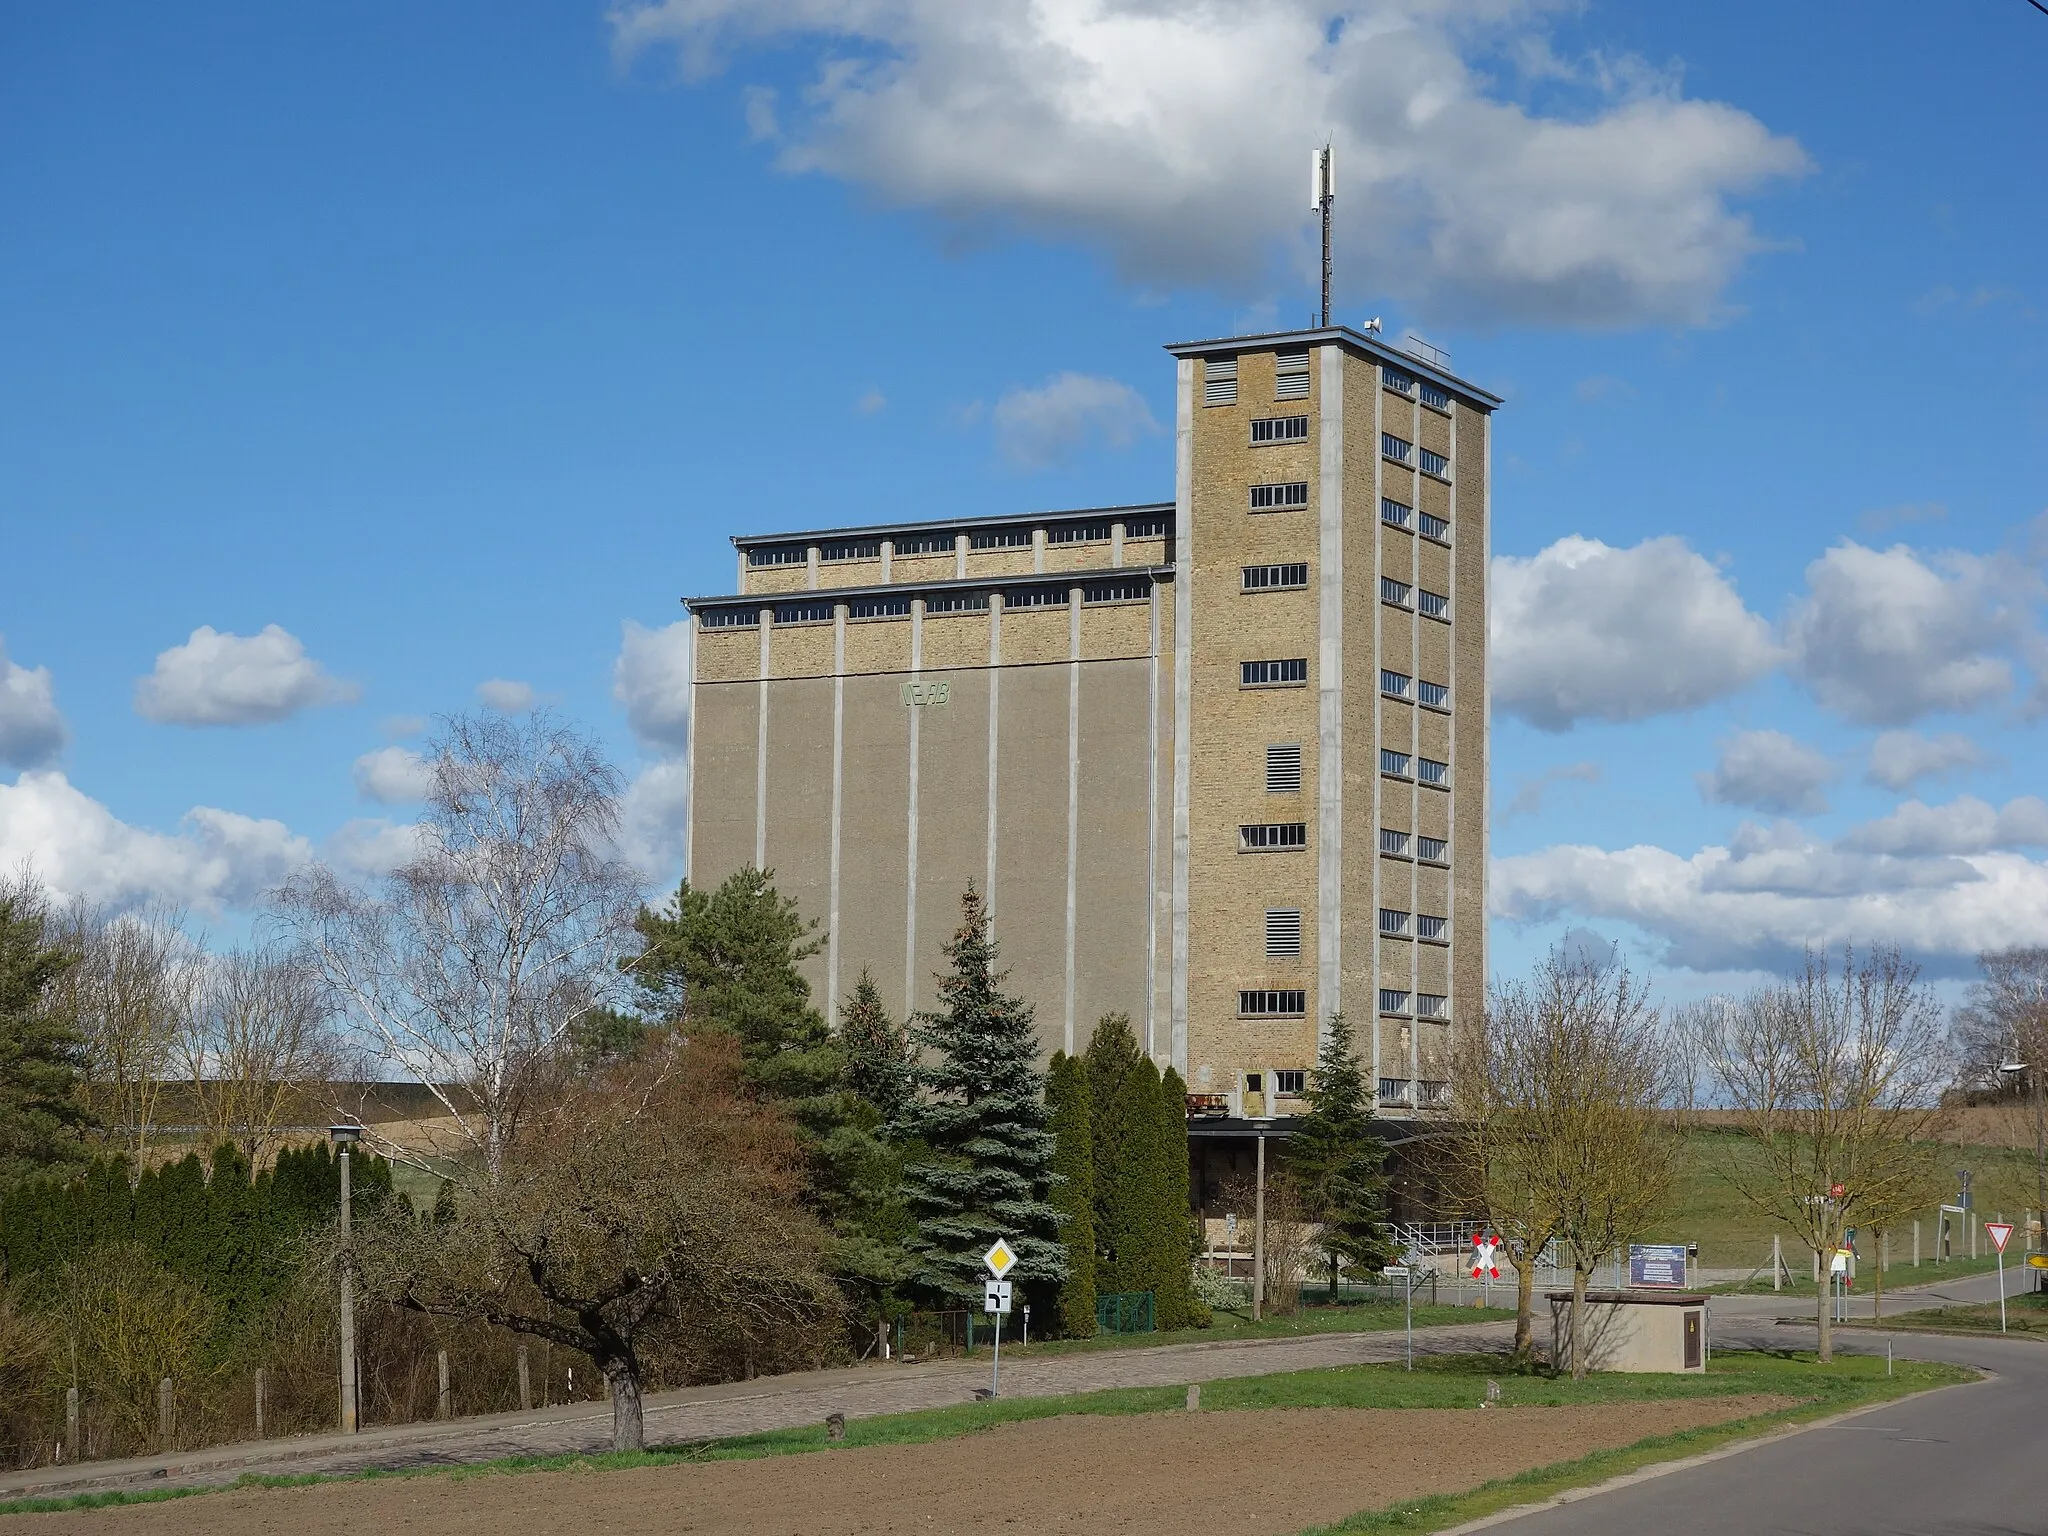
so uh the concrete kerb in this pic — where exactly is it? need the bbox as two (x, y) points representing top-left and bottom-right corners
(1428, 1374), (1988, 1536)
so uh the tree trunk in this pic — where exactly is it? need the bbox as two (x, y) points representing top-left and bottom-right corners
(1513, 1243), (1536, 1360)
(1815, 1245), (1833, 1363)
(1570, 1266), (1589, 1381)
(603, 1359), (644, 1452)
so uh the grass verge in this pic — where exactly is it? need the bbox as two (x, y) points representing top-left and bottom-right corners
(1837, 1287), (2048, 1340)
(0, 1350), (1969, 1520)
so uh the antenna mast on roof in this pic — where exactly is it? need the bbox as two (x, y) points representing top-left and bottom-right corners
(1311, 143), (1334, 327)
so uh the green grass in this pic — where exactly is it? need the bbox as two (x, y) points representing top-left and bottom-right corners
(1638, 1127), (2044, 1271)
(0, 1350), (1972, 1520)
(1838, 1286), (2048, 1339)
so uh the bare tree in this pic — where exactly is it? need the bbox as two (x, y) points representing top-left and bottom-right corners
(176, 946), (347, 1165)
(1467, 951), (1677, 1377)
(1954, 948), (2048, 1248)
(50, 902), (198, 1157)
(346, 1034), (837, 1450)
(1697, 946), (1952, 1361)
(277, 712), (643, 1173)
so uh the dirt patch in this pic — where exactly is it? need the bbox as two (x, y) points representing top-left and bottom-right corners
(30, 1396), (1793, 1536)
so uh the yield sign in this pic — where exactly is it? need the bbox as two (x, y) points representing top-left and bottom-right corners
(983, 1238), (1018, 1278)
(1987, 1222), (2015, 1254)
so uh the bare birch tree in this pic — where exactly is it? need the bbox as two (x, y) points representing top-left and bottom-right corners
(277, 712), (643, 1173)
(1465, 950), (1677, 1378)
(175, 946), (347, 1165)
(1697, 946), (1952, 1361)
(1954, 948), (2048, 1248)
(50, 902), (198, 1157)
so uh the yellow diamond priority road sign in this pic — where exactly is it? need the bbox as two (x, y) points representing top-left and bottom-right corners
(983, 1238), (1017, 1279)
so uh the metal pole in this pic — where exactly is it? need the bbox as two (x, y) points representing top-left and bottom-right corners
(339, 1148), (357, 1435)
(1253, 1131), (1266, 1322)
(1404, 1270), (1413, 1370)
(1998, 1240), (2008, 1334)
(990, 1308), (1003, 1398)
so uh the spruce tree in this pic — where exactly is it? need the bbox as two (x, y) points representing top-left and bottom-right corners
(1284, 1013), (1394, 1299)
(1045, 1052), (1098, 1336)
(839, 969), (914, 1129)
(1083, 1014), (1155, 1294)
(900, 886), (1064, 1304)
(1152, 1065), (1206, 1329)
(0, 884), (89, 1190)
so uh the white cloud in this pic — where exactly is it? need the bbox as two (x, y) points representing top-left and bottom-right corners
(1838, 796), (2048, 858)
(613, 0), (1808, 328)
(0, 771), (310, 912)
(1785, 541), (2036, 725)
(477, 678), (538, 713)
(326, 817), (430, 880)
(1494, 832), (2048, 971)
(0, 636), (67, 769)
(135, 625), (357, 727)
(613, 621), (694, 753)
(351, 745), (434, 804)
(1504, 760), (1600, 819)
(855, 386), (887, 415)
(617, 758), (691, 886)
(1696, 729), (1835, 817)
(1491, 536), (1779, 731)
(991, 372), (1160, 469)
(1864, 729), (1990, 791)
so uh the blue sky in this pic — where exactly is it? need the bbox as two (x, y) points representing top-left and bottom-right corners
(3, 1), (2045, 996)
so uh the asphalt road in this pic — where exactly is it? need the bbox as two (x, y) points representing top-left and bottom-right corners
(1489, 1266), (2048, 1536)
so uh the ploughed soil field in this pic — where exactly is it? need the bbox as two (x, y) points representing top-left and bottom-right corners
(26, 1396), (1790, 1536)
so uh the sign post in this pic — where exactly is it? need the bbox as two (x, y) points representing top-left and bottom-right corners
(1386, 1249), (1420, 1370)
(982, 1240), (1017, 1398)
(1987, 1222), (2014, 1333)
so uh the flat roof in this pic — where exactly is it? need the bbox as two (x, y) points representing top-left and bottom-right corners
(1164, 324), (1502, 412)
(731, 501), (1175, 551)
(683, 563), (1174, 612)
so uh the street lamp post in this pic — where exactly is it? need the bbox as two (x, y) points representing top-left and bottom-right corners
(330, 1125), (363, 1435)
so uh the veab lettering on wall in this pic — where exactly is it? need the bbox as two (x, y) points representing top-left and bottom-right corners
(902, 680), (951, 708)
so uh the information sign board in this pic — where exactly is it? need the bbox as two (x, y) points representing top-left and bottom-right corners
(1629, 1242), (1688, 1288)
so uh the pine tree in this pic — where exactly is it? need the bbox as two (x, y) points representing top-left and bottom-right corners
(900, 886), (1064, 1305)
(839, 969), (914, 1129)
(1152, 1065), (1206, 1329)
(1045, 1052), (1097, 1336)
(0, 883), (89, 1190)
(1084, 1014), (1156, 1294)
(1284, 1013), (1394, 1299)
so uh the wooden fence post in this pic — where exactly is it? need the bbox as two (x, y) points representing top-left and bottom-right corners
(518, 1347), (531, 1412)
(65, 1386), (78, 1462)
(158, 1377), (174, 1448)
(437, 1350), (451, 1421)
(255, 1367), (266, 1438)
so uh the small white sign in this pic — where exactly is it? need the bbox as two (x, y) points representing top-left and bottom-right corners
(983, 1239), (1018, 1279)
(1987, 1222), (2015, 1254)
(1384, 1265), (1411, 1277)
(984, 1279), (1013, 1314)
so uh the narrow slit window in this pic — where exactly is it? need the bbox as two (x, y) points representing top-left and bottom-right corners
(1380, 829), (1410, 856)
(1381, 669), (1411, 698)
(1417, 915), (1448, 942)
(1419, 511), (1450, 542)
(700, 608), (759, 629)
(1125, 515), (1171, 538)
(1381, 749), (1412, 777)
(1381, 577), (1412, 607)
(1418, 589), (1450, 621)
(774, 601), (833, 625)
(1417, 993), (1448, 1019)
(1419, 381), (1451, 411)
(1417, 680), (1449, 709)
(1239, 989), (1306, 1017)
(1242, 562), (1310, 592)
(1082, 580), (1147, 604)
(968, 528), (1031, 550)
(1382, 368), (1415, 396)
(848, 596), (911, 619)
(820, 539), (881, 562)
(1418, 757), (1449, 786)
(893, 534), (952, 556)
(1251, 415), (1310, 444)
(1382, 433), (1412, 463)
(748, 544), (808, 567)
(1239, 822), (1307, 851)
(1047, 522), (1111, 544)
(924, 592), (989, 614)
(1003, 586), (1068, 609)
(1379, 909), (1411, 937)
(1378, 987), (1411, 1014)
(1241, 658), (1308, 687)
(1381, 497), (1412, 529)
(1250, 481), (1311, 512)
(1417, 836), (1448, 863)
(1419, 447), (1450, 479)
